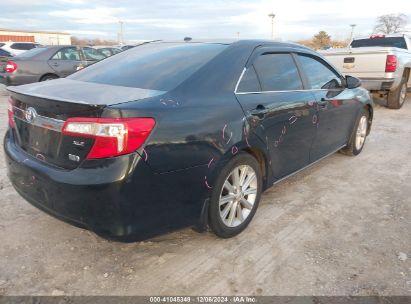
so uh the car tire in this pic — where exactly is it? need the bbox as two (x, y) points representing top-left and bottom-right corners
(40, 74), (59, 82)
(340, 108), (369, 156)
(208, 152), (262, 238)
(387, 76), (408, 109)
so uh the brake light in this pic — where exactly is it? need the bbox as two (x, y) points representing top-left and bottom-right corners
(385, 55), (397, 72)
(7, 97), (15, 128)
(370, 35), (385, 39)
(62, 117), (155, 159)
(5, 61), (17, 73)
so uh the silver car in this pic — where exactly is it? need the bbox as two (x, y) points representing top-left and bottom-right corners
(0, 45), (107, 86)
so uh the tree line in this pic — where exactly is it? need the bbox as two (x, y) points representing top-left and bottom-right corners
(296, 13), (409, 50)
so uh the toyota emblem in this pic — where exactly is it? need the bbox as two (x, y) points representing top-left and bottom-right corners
(25, 107), (37, 123)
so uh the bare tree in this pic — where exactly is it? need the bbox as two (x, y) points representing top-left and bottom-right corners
(374, 14), (408, 34)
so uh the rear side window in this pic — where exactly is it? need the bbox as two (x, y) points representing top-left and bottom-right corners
(297, 54), (343, 90)
(350, 37), (407, 49)
(70, 43), (228, 91)
(99, 48), (112, 57)
(11, 43), (36, 50)
(51, 47), (81, 60)
(237, 66), (261, 92)
(15, 47), (47, 58)
(253, 53), (303, 91)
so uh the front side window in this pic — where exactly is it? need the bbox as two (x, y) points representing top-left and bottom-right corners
(69, 43), (228, 91)
(82, 47), (107, 61)
(51, 47), (81, 61)
(252, 53), (303, 91)
(297, 54), (343, 90)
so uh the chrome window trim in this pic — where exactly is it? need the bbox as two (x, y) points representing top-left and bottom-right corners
(234, 51), (346, 95)
(234, 67), (247, 93)
(235, 89), (333, 95)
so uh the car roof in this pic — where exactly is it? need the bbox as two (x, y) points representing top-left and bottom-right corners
(148, 39), (311, 51)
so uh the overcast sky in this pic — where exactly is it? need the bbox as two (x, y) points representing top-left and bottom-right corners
(1, 0), (410, 42)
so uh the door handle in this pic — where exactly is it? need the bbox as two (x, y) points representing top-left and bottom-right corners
(51, 62), (59, 67)
(318, 98), (328, 110)
(250, 105), (269, 118)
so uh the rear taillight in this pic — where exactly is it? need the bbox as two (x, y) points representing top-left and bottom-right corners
(7, 97), (15, 128)
(5, 61), (17, 73)
(62, 117), (155, 159)
(385, 55), (397, 72)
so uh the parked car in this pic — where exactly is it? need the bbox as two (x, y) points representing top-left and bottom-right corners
(0, 48), (13, 74)
(4, 40), (373, 241)
(321, 34), (411, 109)
(0, 41), (41, 56)
(0, 45), (107, 86)
(93, 46), (122, 57)
(119, 44), (136, 51)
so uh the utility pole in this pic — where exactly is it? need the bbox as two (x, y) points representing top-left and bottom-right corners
(119, 20), (124, 45)
(268, 13), (275, 40)
(349, 24), (356, 42)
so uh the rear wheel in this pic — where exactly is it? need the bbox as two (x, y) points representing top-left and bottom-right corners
(208, 153), (262, 238)
(340, 109), (369, 156)
(387, 77), (408, 109)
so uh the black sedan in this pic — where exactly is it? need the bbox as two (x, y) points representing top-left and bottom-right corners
(4, 40), (373, 241)
(0, 45), (107, 86)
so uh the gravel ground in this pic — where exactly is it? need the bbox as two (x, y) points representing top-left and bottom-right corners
(0, 84), (410, 296)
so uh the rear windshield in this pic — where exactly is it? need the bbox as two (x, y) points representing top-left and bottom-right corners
(69, 43), (228, 91)
(11, 43), (37, 50)
(15, 47), (47, 58)
(350, 37), (407, 49)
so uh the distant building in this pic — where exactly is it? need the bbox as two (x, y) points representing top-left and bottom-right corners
(0, 28), (71, 45)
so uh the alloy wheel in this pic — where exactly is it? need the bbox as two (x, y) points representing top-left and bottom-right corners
(219, 165), (258, 227)
(355, 116), (368, 150)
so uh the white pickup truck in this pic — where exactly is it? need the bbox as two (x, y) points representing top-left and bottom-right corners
(321, 34), (411, 109)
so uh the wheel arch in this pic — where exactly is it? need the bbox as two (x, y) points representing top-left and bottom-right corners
(39, 73), (59, 82)
(364, 103), (373, 135)
(242, 146), (271, 190)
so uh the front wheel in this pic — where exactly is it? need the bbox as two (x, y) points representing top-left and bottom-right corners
(208, 153), (262, 238)
(340, 109), (369, 156)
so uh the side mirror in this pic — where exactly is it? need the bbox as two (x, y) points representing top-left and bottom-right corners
(346, 75), (361, 89)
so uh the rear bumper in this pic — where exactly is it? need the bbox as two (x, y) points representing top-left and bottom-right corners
(4, 131), (208, 241)
(0, 73), (39, 86)
(359, 77), (395, 91)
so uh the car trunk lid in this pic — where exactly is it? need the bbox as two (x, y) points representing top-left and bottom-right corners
(7, 79), (165, 170)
